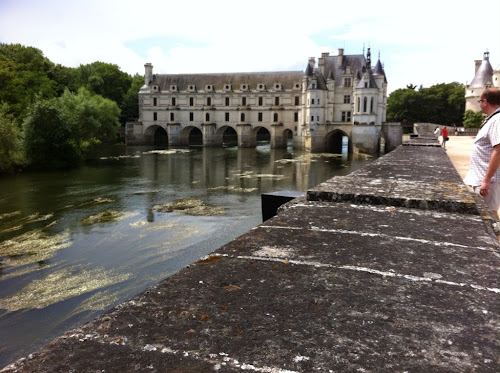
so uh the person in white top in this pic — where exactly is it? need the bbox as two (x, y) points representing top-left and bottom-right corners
(464, 88), (500, 218)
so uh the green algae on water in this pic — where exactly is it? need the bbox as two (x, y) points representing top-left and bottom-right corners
(208, 185), (258, 193)
(80, 210), (137, 226)
(63, 197), (115, 210)
(0, 265), (131, 313)
(152, 198), (225, 216)
(0, 227), (71, 272)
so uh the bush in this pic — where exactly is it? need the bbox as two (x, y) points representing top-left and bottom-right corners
(463, 110), (483, 128)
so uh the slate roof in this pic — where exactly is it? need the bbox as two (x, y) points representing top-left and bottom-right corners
(152, 71), (304, 91)
(469, 53), (493, 88)
(149, 52), (386, 92)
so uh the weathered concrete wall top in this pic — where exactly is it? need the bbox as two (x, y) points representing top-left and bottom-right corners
(2, 138), (499, 372)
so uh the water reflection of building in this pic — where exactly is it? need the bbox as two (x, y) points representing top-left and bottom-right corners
(465, 51), (500, 112)
(127, 48), (402, 154)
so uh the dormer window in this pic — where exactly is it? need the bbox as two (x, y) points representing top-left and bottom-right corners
(293, 83), (301, 90)
(257, 83), (266, 91)
(170, 85), (177, 92)
(274, 83), (282, 91)
(224, 84), (232, 91)
(205, 85), (213, 92)
(188, 85), (196, 92)
(240, 84), (249, 91)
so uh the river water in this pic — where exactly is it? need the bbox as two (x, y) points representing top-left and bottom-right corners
(0, 144), (374, 367)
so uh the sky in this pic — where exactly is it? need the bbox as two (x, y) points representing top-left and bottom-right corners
(1, 0), (499, 94)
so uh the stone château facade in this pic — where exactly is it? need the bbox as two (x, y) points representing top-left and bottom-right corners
(465, 51), (500, 112)
(127, 48), (401, 154)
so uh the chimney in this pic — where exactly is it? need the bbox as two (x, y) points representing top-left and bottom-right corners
(144, 63), (153, 86)
(308, 57), (315, 70)
(338, 48), (344, 67)
(319, 53), (328, 76)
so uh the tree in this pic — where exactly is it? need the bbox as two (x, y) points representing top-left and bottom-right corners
(387, 82), (465, 126)
(0, 44), (57, 119)
(23, 89), (121, 168)
(23, 97), (80, 168)
(463, 110), (483, 128)
(386, 88), (424, 124)
(75, 62), (132, 106)
(58, 88), (121, 154)
(0, 103), (25, 173)
(120, 74), (144, 123)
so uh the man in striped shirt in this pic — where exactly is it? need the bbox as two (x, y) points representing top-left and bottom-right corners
(464, 88), (500, 218)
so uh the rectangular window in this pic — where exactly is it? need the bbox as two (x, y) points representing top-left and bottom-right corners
(207, 97), (211, 106)
(258, 112), (263, 122)
(189, 112), (194, 121)
(171, 97), (176, 106)
(344, 78), (352, 87)
(275, 97), (280, 106)
(153, 112), (157, 121)
(153, 98), (157, 106)
(311, 99), (315, 105)
(295, 96), (300, 106)
(344, 95), (351, 104)
(258, 97), (263, 106)
(341, 111), (352, 122)
(170, 112), (174, 121)
(311, 115), (314, 122)
(242, 97), (247, 106)
(225, 112), (230, 121)
(205, 113), (210, 121)
(294, 112), (298, 122)
(225, 97), (230, 106)
(189, 97), (194, 106)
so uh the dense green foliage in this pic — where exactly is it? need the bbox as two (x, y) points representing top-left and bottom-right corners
(387, 82), (466, 126)
(23, 97), (80, 168)
(121, 74), (145, 123)
(23, 89), (121, 168)
(0, 103), (26, 172)
(0, 43), (140, 173)
(0, 44), (58, 119)
(463, 109), (484, 128)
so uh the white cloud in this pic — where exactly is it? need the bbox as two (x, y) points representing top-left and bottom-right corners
(1, 0), (499, 93)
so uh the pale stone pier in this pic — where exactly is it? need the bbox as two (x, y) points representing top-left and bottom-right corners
(2, 137), (499, 372)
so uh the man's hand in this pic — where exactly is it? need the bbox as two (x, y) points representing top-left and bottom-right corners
(480, 179), (492, 197)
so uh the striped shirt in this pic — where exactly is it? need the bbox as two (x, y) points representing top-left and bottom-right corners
(464, 108), (500, 186)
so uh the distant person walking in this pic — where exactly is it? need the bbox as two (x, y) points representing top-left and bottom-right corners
(441, 126), (448, 148)
(434, 126), (441, 138)
(464, 88), (500, 219)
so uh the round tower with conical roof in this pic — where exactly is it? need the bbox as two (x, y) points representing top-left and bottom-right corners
(465, 51), (495, 112)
